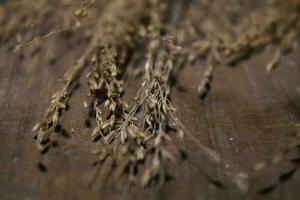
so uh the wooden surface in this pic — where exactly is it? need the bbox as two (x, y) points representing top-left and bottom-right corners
(1, 7), (300, 200)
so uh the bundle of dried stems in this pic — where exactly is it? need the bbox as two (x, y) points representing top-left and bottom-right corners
(1, 0), (299, 187)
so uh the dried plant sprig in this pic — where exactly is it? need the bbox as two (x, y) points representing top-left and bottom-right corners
(266, 49), (281, 73)
(90, 0), (186, 187)
(139, 37), (184, 186)
(92, 37), (183, 187)
(33, 51), (90, 150)
(198, 63), (214, 99)
(197, 52), (215, 100)
(176, 0), (300, 98)
(198, 0), (298, 64)
(84, 0), (150, 142)
(0, 1), (57, 44)
(87, 46), (129, 142)
(33, 0), (147, 150)
(13, 0), (96, 51)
